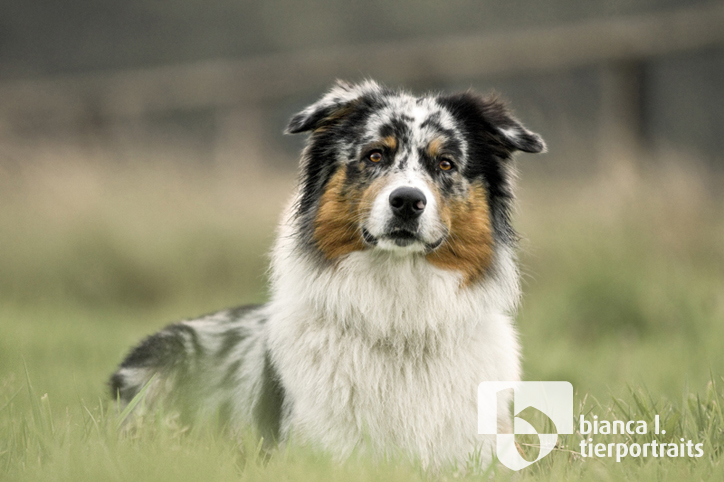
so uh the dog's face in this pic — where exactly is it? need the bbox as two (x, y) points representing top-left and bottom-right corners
(287, 80), (545, 285)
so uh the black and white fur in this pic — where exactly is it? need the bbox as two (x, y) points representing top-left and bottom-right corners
(109, 80), (545, 469)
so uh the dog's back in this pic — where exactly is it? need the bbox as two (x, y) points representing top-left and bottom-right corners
(110, 304), (282, 441)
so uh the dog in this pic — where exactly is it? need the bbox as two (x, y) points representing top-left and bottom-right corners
(109, 80), (545, 470)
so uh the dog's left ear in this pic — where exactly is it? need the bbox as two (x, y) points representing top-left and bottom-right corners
(286, 79), (383, 134)
(439, 92), (546, 154)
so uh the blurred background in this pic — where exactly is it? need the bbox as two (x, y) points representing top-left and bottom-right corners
(1, 0), (723, 408)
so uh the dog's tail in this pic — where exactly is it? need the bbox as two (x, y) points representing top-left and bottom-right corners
(108, 304), (284, 438)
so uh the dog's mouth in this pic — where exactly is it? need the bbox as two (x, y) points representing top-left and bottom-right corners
(362, 227), (444, 251)
(385, 229), (418, 247)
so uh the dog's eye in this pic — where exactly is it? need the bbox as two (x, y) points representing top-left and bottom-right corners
(368, 150), (383, 163)
(438, 158), (454, 171)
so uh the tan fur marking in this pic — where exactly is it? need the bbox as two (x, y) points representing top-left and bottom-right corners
(426, 182), (495, 286)
(427, 138), (445, 158)
(381, 136), (397, 151)
(314, 169), (382, 260)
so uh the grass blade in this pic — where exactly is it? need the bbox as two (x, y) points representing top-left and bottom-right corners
(115, 373), (157, 430)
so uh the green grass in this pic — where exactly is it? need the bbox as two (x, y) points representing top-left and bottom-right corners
(1, 160), (723, 480)
(2, 366), (722, 481)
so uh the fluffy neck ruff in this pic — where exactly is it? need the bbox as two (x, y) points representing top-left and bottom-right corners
(269, 205), (520, 352)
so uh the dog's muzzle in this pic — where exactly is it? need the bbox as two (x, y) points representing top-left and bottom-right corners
(361, 185), (445, 252)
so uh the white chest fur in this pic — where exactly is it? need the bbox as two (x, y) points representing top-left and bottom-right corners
(267, 236), (521, 468)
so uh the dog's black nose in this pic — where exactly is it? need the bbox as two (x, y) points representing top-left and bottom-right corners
(389, 187), (426, 220)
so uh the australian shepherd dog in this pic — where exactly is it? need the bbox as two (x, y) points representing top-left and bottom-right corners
(109, 80), (545, 469)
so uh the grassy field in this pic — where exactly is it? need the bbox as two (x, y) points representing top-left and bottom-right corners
(1, 157), (723, 480)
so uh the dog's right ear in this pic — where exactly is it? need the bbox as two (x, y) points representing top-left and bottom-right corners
(285, 80), (383, 134)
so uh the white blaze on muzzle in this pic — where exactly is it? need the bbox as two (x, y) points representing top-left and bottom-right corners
(364, 168), (444, 253)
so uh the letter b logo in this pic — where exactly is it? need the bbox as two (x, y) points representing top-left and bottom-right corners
(478, 381), (573, 471)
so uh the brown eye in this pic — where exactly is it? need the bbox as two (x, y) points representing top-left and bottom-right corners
(439, 158), (454, 171)
(368, 151), (383, 163)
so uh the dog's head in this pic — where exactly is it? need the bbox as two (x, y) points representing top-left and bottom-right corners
(287, 80), (545, 285)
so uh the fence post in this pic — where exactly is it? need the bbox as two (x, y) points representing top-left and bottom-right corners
(598, 60), (645, 173)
